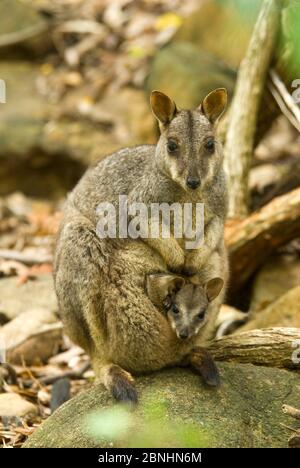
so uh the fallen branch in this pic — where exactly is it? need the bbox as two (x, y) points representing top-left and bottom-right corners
(64, 34), (104, 67)
(282, 404), (300, 420)
(57, 20), (107, 36)
(0, 363), (18, 386)
(208, 327), (300, 369)
(268, 69), (300, 132)
(215, 304), (249, 338)
(23, 361), (91, 388)
(0, 249), (53, 266)
(0, 22), (49, 48)
(225, 187), (300, 292)
(223, 0), (282, 218)
(282, 403), (300, 447)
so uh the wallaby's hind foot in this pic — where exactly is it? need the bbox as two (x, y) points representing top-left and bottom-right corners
(189, 347), (220, 387)
(101, 364), (138, 404)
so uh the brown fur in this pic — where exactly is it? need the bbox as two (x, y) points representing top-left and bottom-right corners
(146, 273), (223, 340)
(146, 273), (222, 386)
(54, 89), (229, 402)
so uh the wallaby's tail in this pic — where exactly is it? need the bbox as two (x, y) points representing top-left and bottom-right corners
(100, 364), (138, 404)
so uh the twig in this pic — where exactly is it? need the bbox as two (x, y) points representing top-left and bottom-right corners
(57, 20), (107, 35)
(282, 404), (300, 420)
(64, 34), (104, 67)
(280, 422), (298, 432)
(0, 22), (50, 48)
(23, 361), (91, 388)
(0, 363), (18, 386)
(21, 357), (45, 392)
(0, 249), (53, 266)
(269, 69), (300, 132)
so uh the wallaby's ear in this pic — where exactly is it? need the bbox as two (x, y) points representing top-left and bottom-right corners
(146, 273), (185, 308)
(199, 88), (227, 124)
(150, 90), (177, 125)
(205, 278), (224, 302)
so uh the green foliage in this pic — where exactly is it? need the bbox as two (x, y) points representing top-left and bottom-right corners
(282, 1), (300, 74)
(86, 394), (210, 448)
(215, 0), (262, 22)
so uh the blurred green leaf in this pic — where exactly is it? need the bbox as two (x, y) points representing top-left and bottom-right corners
(215, 0), (262, 22)
(88, 406), (132, 441)
(86, 396), (210, 448)
(281, 1), (300, 74)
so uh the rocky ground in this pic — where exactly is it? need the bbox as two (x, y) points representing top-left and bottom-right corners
(0, 0), (300, 448)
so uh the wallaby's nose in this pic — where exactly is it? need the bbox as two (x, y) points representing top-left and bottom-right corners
(186, 177), (200, 190)
(179, 329), (189, 340)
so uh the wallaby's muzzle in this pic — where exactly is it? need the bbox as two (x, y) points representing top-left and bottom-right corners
(178, 328), (189, 340)
(186, 176), (200, 190)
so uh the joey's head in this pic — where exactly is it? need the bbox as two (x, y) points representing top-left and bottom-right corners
(166, 278), (224, 340)
(150, 88), (227, 192)
(146, 273), (224, 340)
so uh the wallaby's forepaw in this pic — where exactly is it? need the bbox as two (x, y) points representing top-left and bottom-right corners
(102, 364), (138, 405)
(190, 347), (220, 387)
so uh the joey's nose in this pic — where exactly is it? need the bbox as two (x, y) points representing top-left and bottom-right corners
(186, 177), (200, 190)
(179, 329), (189, 340)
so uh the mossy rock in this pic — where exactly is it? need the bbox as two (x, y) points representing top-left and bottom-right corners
(0, 274), (57, 321)
(250, 255), (300, 313)
(24, 363), (300, 448)
(241, 285), (300, 331)
(174, 0), (261, 69)
(0, 61), (155, 197)
(0, 0), (49, 56)
(147, 42), (236, 109)
(0, 0), (46, 38)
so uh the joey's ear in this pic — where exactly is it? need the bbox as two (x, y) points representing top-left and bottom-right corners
(205, 278), (224, 302)
(146, 273), (185, 308)
(199, 88), (227, 124)
(150, 90), (177, 125)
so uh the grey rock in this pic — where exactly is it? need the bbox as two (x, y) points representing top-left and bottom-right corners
(147, 42), (235, 109)
(0, 393), (38, 419)
(250, 254), (300, 313)
(241, 285), (300, 331)
(24, 363), (300, 448)
(0, 274), (57, 321)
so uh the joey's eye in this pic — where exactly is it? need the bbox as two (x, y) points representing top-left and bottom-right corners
(204, 138), (215, 153)
(197, 309), (206, 320)
(172, 304), (179, 315)
(167, 139), (178, 154)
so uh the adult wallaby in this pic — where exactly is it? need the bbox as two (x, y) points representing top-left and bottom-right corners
(54, 88), (229, 403)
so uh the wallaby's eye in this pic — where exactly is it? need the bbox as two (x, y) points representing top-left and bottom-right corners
(167, 139), (178, 154)
(204, 138), (215, 153)
(197, 309), (206, 320)
(172, 304), (180, 315)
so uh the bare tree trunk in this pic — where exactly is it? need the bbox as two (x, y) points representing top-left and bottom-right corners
(223, 0), (282, 219)
(209, 327), (300, 369)
(225, 187), (300, 292)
